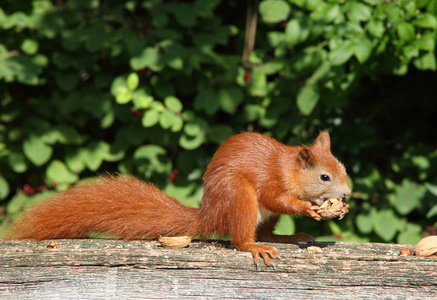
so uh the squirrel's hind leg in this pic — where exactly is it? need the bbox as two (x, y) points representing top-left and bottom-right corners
(224, 180), (280, 266)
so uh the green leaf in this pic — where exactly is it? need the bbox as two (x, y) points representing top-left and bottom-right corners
(56, 72), (79, 92)
(184, 123), (202, 136)
(355, 207), (377, 234)
(127, 73), (139, 91)
(6, 192), (30, 215)
(363, 0), (379, 5)
(414, 32), (436, 51)
(425, 182), (437, 197)
(170, 115), (183, 132)
(152, 11), (169, 27)
(413, 13), (437, 29)
(403, 44), (419, 59)
(171, 3), (196, 27)
(8, 152), (27, 173)
(142, 109), (160, 127)
(194, 88), (219, 115)
(46, 160), (79, 184)
(374, 209), (400, 242)
(0, 176), (9, 200)
(23, 135), (53, 166)
(367, 20), (385, 38)
(397, 23), (415, 42)
(164, 96), (183, 112)
(259, 0), (291, 24)
(417, 0), (431, 9)
(354, 35), (373, 63)
(322, 4), (342, 24)
(296, 84), (319, 115)
(267, 32), (285, 47)
(82, 141), (113, 171)
(179, 133), (205, 150)
(130, 47), (162, 71)
(52, 52), (75, 69)
(134, 145), (170, 177)
(344, 2), (372, 22)
(132, 89), (153, 109)
(397, 223), (423, 244)
(394, 180), (425, 215)
(65, 150), (86, 173)
(114, 86), (133, 104)
(54, 126), (84, 145)
(21, 39), (39, 55)
(329, 40), (354, 65)
(414, 51), (437, 71)
(248, 68), (268, 97)
(194, 0), (221, 17)
(285, 18), (311, 46)
(412, 155), (430, 169)
(273, 215), (295, 235)
(427, 204), (437, 218)
(427, 0), (437, 14)
(219, 86), (243, 114)
(159, 110), (177, 129)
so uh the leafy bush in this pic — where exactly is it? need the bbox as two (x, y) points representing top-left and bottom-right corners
(1, 0), (436, 243)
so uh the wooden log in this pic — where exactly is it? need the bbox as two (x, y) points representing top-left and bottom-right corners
(0, 239), (436, 299)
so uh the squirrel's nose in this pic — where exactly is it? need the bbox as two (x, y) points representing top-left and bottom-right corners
(343, 186), (351, 198)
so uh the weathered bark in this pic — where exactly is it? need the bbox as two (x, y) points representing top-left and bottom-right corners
(0, 240), (436, 299)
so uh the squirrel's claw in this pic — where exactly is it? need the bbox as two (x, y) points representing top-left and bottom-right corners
(246, 244), (279, 267)
(338, 202), (350, 220)
(306, 205), (322, 221)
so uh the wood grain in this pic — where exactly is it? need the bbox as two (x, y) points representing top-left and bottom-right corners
(0, 240), (436, 299)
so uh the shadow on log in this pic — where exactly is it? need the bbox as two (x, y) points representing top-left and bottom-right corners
(0, 240), (436, 299)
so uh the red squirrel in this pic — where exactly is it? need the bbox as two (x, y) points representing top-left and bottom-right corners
(9, 131), (351, 266)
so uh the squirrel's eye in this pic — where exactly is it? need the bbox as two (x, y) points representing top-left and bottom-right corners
(321, 174), (330, 182)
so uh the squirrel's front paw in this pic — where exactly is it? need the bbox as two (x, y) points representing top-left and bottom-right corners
(338, 202), (350, 220)
(305, 205), (322, 221)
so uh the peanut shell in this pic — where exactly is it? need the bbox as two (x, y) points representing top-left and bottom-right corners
(415, 236), (437, 257)
(307, 246), (322, 253)
(158, 236), (192, 248)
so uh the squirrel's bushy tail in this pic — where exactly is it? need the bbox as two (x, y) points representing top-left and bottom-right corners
(9, 175), (203, 240)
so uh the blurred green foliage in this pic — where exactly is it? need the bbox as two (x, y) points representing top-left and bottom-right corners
(1, 0), (436, 243)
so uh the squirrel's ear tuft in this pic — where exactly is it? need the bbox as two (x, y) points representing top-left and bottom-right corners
(298, 148), (313, 169)
(314, 131), (331, 151)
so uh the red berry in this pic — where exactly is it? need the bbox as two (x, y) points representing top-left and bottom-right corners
(0, 208), (5, 216)
(132, 110), (143, 118)
(335, 234), (343, 240)
(400, 248), (413, 256)
(244, 72), (251, 83)
(282, 22), (288, 29)
(52, 181), (58, 188)
(23, 184), (35, 195)
(169, 169), (179, 182)
(37, 186), (46, 193)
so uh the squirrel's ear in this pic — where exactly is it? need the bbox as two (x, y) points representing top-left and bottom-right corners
(314, 131), (331, 151)
(298, 148), (313, 169)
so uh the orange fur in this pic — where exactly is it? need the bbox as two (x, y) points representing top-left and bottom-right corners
(10, 175), (202, 240)
(10, 132), (351, 266)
